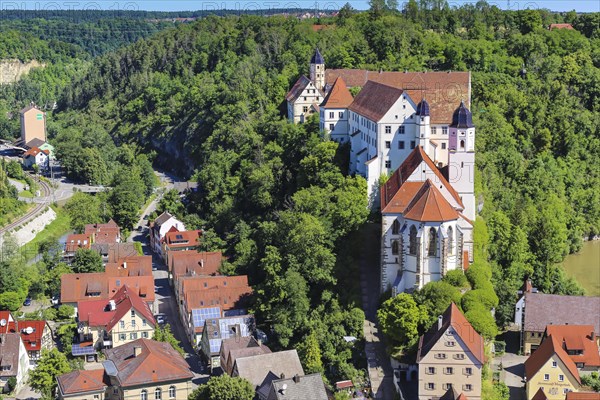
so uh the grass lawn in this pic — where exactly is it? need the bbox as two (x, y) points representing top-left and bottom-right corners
(21, 205), (72, 255)
(20, 190), (34, 198)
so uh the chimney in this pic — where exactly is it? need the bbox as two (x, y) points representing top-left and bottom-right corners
(293, 374), (300, 383)
(280, 383), (287, 395)
(200, 259), (204, 268)
(280, 373), (285, 379)
(123, 262), (127, 269)
(133, 346), (142, 357)
(437, 315), (443, 331)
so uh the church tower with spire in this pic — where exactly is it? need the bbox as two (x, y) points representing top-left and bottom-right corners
(448, 100), (476, 221)
(309, 48), (325, 91)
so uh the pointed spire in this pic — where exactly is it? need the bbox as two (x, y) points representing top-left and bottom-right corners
(310, 48), (324, 64)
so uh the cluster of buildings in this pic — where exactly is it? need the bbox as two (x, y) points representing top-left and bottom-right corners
(286, 49), (475, 296)
(17, 103), (54, 171)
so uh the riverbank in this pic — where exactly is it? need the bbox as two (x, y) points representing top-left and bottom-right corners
(561, 240), (600, 296)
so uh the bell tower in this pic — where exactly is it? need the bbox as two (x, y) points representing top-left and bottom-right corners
(310, 48), (325, 91)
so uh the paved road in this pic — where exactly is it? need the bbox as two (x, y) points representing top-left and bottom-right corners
(360, 223), (396, 400)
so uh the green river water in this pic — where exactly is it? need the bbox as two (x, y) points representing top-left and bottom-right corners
(561, 240), (600, 296)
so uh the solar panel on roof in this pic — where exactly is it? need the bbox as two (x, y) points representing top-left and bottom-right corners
(191, 307), (221, 328)
(71, 343), (97, 356)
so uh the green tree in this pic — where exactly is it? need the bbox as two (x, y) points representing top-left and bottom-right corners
(414, 281), (462, 325)
(153, 325), (184, 355)
(29, 348), (71, 397)
(64, 192), (102, 233)
(71, 249), (103, 273)
(189, 375), (254, 400)
(377, 293), (428, 346)
(297, 331), (324, 374)
(56, 305), (75, 320)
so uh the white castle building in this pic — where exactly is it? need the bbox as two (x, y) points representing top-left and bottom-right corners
(286, 49), (476, 294)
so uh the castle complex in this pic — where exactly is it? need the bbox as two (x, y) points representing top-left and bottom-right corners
(286, 49), (476, 295)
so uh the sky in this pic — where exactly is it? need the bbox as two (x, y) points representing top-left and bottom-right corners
(3, 0), (598, 12)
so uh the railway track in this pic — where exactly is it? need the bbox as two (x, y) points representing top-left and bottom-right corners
(0, 175), (52, 236)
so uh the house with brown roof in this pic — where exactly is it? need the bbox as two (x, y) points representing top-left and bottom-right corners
(161, 229), (202, 264)
(219, 336), (271, 376)
(149, 212), (185, 257)
(102, 339), (193, 400)
(199, 314), (255, 372)
(232, 350), (304, 395)
(380, 146), (474, 294)
(416, 303), (484, 400)
(64, 233), (94, 260)
(319, 76), (354, 143)
(76, 285), (156, 355)
(178, 275), (252, 345)
(85, 220), (121, 244)
(168, 250), (222, 287)
(519, 292), (600, 355)
(20, 104), (46, 145)
(22, 146), (50, 169)
(525, 335), (581, 400)
(57, 369), (107, 400)
(549, 23), (574, 30)
(544, 325), (600, 371)
(105, 256), (153, 277)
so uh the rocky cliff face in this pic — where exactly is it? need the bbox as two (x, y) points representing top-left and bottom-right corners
(0, 59), (44, 84)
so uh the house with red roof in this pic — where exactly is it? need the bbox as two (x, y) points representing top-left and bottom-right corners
(149, 212), (185, 257)
(84, 220), (121, 244)
(0, 311), (31, 393)
(0, 311), (54, 367)
(57, 369), (107, 400)
(544, 325), (600, 371)
(64, 233), (94, 260)
(549, 23), (574, 30)
(22, 146), (49, 169)
(167, 250), (223, 288)
(416, 303), (484, 400)
(525, 335), (581, 400)
(319, 76), (354, 143)
(76, 285), (155, 354)
(161, 229), (202, 264)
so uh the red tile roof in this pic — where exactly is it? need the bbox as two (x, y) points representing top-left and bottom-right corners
(348, 81), (403, 122)
(61, 273), (109, 303)
(78, 285), (155, 331)
(107, 276), (155, 302)
(184, 286), (253, 314)
(381, 146), (463, 211)
(180, 275), (249, 302)
(105, 256), (153, 277)
(65, 233), (93, 253)
(566, 393), (600, 400)
(545, 325), (600, 367)
(402, 180), (459, 222)
(550, 23), (574, 30)
(16, 320), (49, 352)
(104, 339), (193, 386)
(524, 335), (580, 384)
(164, 230), (202, 248)
(169, 250), (223, 276)
(326, 70), (470, 124)
(321, 77), (354, 109)
(23, 146), (48, 157)
(84, 220), (120, 244)
(57, 369), (107, 395)
(417, 303), (484, 365)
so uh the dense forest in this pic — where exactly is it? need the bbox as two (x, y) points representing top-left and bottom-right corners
(0, 1), (598, 390)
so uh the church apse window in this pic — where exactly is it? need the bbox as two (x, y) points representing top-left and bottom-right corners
(447, 226), (454, 255)
(409, 226), (418, 255)
(460, 140), (465, 149)
(392, 220), (400, 235)
(428, 228), (438, 257)
(392, 240), (399, 255)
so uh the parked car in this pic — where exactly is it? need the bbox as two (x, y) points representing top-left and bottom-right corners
(51, 294), (60, 306)
(156, 315), (166, 325)
(23, 297), (32, 306)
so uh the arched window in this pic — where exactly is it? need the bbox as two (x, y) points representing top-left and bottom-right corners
(155, 388), (162, 400)
(460, 140), (465, 149)
(428, 228), (437, 257)
(447, 226), (454, 255)
(392, 220), (400, 235)
(392, 240), (399, 255)
(409, 226), (418, 255)
(141, 390), (147, 400)
(169, 386), (176, 399)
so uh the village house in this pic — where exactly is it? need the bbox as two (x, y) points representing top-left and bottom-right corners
(57, 339), (193, 400)
(517, 291), (600, 355)
(0, 311), (54, 368)
(22, 146), (49, 170)
(219, 336), (272, 376)
(524, 335), (581, 400)
(285, 49), (325, 123)
(104, 256), (153, 278)
(0, 332), (30, 394)
(76, 285), (155, 354)
(178, 275), (252, 346)
(231, 350), (305, 397)
(57, 369), (107, 400)
(199, 314), (255, 373)
(543, 325), (600, 372)
(64, 233), (94, 260)
(23, 138), (54, 159)
(161, 229), (202, 264)
(149, 212), (185, 257)
(262, 373), (329, 400)
(19, 104), (46, 145)
(91, 242), (138, 264)
(85, 220), (121, 244)
(416, 303), (484, 400)
(167, 250), (222, 287)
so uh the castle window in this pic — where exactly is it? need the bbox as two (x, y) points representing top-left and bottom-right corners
(431, 127), (437, 135)
(428, 228), (437, 256)
(442, 126), (448, 135)
(385, 160), (391, 168)
(447, 226), (454, 254)
(409, 226), (418, 255)
(399, 126), (405, 134)
(339, 111), (344, 118)
(442, 142), (446, 150)
(329, 112), (334, 118)
(385, 126), (391, 134)
(460, 140), (465, 149)
(392, 240), (399, 255)
(155, 388), (162, 400)
(303, 106), (308, 113)
(329, 124), (334, 131)
(398, 141), (405, 150)
(141, 390), (148, 400)
(410, 141), (416, 149)
(169, 386), (176, 399)
(392, 220), (400, 235)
